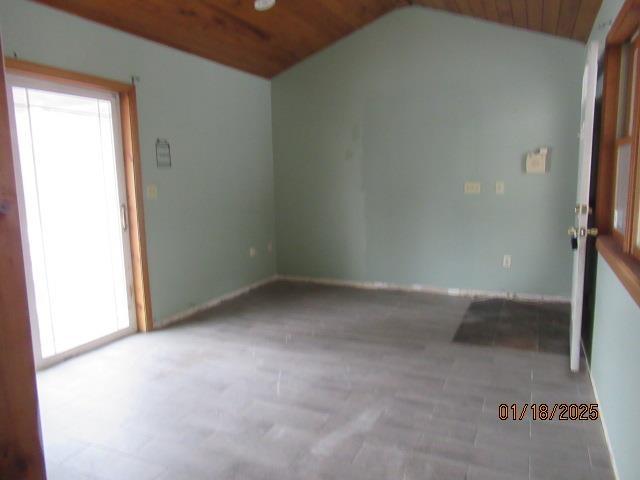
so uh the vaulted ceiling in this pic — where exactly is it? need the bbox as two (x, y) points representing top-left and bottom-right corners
(34, 0), (601, 78)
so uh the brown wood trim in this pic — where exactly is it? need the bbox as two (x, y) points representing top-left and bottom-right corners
(0, 40), (46, 480)
(633, 140), (640, 258)
(607, 0), (640, 45)
(4, 57), (131, 93)
(597, 235), (640, 307)
(632, 41), (640, 259)
(602, 0), (640, 263)
(614, 135), (633, 147)
(596, 46), (621, 234)
(625, 41), (640, 250)
(5, 58), (154, 332)
(624, 44), (637, 136)
(612, 228), (626, 244)
(612, 47), (639, 248)
(120, 88), (154, 332)
(633, 204), (640, 259)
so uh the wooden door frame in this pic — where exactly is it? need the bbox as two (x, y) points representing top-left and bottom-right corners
(4, 58), (154, 333)
(594, 0), (640, 307)
(0, 40), (46, 480)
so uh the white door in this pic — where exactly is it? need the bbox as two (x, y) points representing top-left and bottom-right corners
(7, 74), (136, 368)
(570, 42), (599, 372)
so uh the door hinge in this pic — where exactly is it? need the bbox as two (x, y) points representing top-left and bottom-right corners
(574, 204), (592, 215)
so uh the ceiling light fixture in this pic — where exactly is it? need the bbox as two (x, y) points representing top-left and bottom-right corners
(254, 0), (276, 11)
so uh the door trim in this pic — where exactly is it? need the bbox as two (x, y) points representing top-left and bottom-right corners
(7, 74), (138, 366)
(0, 43), (46, 480)
(4, 58), (153, 333)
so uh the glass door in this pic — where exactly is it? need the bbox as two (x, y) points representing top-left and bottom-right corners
(7, 75), (136, 367)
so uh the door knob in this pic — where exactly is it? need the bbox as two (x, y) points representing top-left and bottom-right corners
(579, 227), (598, 237)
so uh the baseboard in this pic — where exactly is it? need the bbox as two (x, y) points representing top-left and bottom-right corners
(276, 274), (570, 303)
(582, 341), (621, 480)
(158, 275), (278, 328)
(158, 273), (570, 328)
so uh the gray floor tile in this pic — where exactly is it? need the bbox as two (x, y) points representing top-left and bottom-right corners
(36, 280), (613, 480)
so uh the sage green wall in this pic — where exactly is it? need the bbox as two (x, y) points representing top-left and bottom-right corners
(591, 257), (640, 480)
(272, 7), (584, 297)
(0, 0), (276, 324)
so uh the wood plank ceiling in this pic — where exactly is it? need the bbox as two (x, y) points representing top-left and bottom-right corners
(34, 0), (602, 78)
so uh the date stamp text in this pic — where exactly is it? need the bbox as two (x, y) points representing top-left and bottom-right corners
(498, 403), (599, 421)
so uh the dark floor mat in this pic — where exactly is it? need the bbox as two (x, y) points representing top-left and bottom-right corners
(453, 298), (570, 353)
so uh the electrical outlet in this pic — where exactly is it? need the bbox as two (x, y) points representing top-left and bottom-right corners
(464, 182), (481, 194)
(502, 254), (512, 269)
(249, 247), (257, 258)
(495, 181), (505, 194)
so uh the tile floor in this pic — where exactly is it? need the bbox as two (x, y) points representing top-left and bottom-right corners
(38, 281), (614, 479)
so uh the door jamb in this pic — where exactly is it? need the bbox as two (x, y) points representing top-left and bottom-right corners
(0, 40), (47, 480)
(4, 57), (153, 332)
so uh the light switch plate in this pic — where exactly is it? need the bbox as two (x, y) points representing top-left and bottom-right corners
(496, 181), (505, 194)
(146, 184), (158, 199)
(464, 182), (481, 194)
